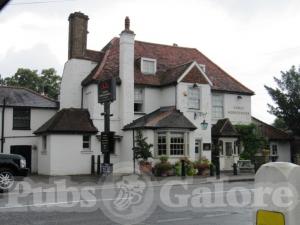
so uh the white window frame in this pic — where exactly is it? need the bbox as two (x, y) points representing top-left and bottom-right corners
(155, 131), (188, 157)
(212, 94), (224, 120)
(82, 135), (91, 151)
(141, 57), (157, 75)
(134, 87), (144, 113)
(271, 144), (278, 156)
(188, 86), (201, 110)
(198, 64), (206, 73)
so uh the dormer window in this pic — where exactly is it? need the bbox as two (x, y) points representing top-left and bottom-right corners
(141, 57), (156, 75)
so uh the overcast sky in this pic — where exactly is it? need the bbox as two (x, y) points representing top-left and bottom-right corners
(1, 0), (300, 124)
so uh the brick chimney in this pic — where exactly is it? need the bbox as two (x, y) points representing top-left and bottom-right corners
(68, 12), (89, 59)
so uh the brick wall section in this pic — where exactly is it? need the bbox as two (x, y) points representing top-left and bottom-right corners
(68, 12), (89, 59)
(182, 66), (209, 84)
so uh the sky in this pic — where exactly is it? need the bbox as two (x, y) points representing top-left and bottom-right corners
(1, 0), (300, 124)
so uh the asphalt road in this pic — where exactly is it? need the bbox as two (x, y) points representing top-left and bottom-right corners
(0, 180), (254, 225)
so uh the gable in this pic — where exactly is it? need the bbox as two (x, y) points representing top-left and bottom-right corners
(181, 66), (209, 84)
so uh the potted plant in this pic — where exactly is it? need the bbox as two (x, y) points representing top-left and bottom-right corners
(154, 156), (173, 176)
(175, 157), (196, 176)
(194, 157), (210, 176)
(134, 130), (153, 174)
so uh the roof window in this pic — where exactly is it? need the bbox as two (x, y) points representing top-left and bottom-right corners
(141, 57), (157, 75)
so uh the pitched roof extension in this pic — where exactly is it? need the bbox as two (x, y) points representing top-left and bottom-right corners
(82, 38), (254, 95)
(252, 117), (292, 141)
(123, 106), (197, 130)
(0, 86), (58, 108)
(212, 118), (239, 137)
(34, 108), (98, 135)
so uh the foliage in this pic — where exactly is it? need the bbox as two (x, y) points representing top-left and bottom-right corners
(272, 117), (288, 130)
(1, 68), (61, 99)
(265, 66), (300, 135)
(235, 124), (267, 162)
(153, 156), (173, 176)
(193, 157), (210, 175)
(134, 130), (153, 162)
(174, 157), (197, 176)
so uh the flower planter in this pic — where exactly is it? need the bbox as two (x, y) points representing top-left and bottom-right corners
(139, 162), (152, 174)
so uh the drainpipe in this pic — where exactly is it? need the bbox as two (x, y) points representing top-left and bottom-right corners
(81, 87), (83, 109)
(1, 98), (6, 153)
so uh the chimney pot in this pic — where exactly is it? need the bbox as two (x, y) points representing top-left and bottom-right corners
(125, 16), (130, 30)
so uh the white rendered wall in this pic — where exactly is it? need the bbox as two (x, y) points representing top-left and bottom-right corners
(270, 141), (291, 162)
(160, 86), (176, 107)
(176, 82), (212, 161)
(60, 58), (97, 109)
(48, 135), (93, 175)
(0, 107), (56, 173)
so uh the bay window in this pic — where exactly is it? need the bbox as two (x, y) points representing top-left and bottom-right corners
(156, 131), (188, 157)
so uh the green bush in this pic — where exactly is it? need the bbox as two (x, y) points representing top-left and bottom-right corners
(154, 156), (173, 176)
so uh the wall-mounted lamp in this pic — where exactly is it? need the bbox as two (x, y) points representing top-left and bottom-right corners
(193, 83), (198, 88)
(201, 120), (208, 130)
(237, 95), (242, 100)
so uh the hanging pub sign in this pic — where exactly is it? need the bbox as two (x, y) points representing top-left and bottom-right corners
(100, 131), (115, 153)
(98, 78), (116, 103)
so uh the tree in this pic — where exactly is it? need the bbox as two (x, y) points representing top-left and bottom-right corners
(235, 124), (267, 162)
(2, 68), (61, 100)
(272, 117), (288, 130)
(265, 66), (300, 135)
(134, 130), (153, 162)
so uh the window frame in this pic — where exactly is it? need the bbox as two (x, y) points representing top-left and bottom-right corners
(155, 131), (188, 157)
(212, 94), (224, 120)
(13, 107), (31, 130)
(141, 57), (157, 75)
(271, 144), (278, 156)
(134, 87), (144, 113)
(42, 135), (47, 154)
(82, 135), (91, 151)
(188, 86), (201, 110)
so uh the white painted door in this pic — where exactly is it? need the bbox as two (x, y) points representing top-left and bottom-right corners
(224, 142), (234, 170)
(195, 140), (202, 160)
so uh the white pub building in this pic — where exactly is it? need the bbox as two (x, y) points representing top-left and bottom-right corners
(2, 12), (258, 175)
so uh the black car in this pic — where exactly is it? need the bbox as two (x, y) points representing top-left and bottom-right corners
(0, 153), (29, 192)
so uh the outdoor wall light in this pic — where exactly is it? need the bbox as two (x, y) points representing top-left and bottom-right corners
(193, 83), (198, 88)
(237, 95), (242, 99)
(201, 120), (208, 130)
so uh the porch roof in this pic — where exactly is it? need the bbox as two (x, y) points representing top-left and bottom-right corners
(123, 106), (197, 130)
(34, 108), (98, 135)
(212, 118), (239, 137)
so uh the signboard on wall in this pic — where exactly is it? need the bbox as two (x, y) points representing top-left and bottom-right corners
(203, 143), (211, 151)
(98, 78), (116, 103)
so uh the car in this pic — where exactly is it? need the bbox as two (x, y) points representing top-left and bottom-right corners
(0, 153), (29, 192)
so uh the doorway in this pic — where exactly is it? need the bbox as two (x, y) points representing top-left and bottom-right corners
(224, 142), (234, 170)
(10, 145), (32, 171)
(195, 140), (202, 160)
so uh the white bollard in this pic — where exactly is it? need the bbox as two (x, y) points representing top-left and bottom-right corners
(254, 162), (300, 225)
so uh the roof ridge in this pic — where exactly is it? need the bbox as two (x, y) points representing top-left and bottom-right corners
(193, 48), (254, 94)
(135, 39), (197, 50)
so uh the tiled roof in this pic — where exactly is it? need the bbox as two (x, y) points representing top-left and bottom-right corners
(0, 86), (58, 108)
(82, 38), (254, 95)
(252, 117), (292, 141)
(123, 106), (197, 130)
(212, 118), (239, 137)
(34, 108), (98, 135)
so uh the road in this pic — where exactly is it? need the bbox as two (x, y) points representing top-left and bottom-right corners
(0, 179), (254, 225)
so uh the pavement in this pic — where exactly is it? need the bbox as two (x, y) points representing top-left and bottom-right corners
(0, 173), (255, 225)
(7, 172), (255, 194)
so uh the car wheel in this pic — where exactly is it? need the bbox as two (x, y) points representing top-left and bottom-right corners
(0, 169), (15, 193)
